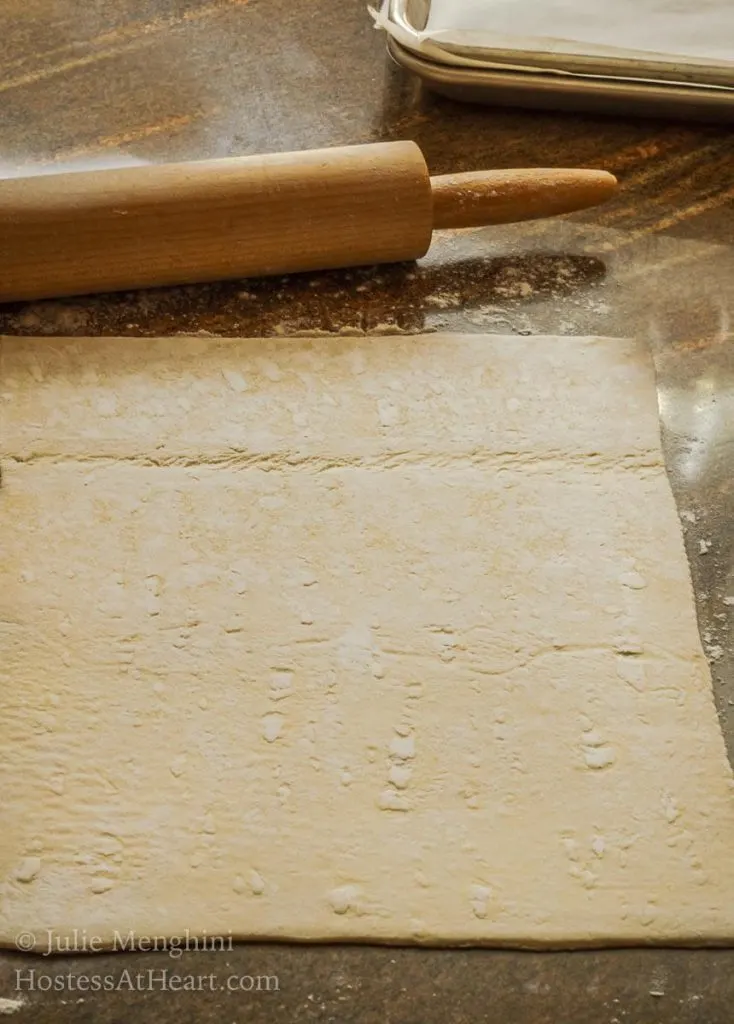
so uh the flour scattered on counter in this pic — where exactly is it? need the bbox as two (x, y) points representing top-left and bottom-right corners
(287, 323), (412, 338)
(0, 998), (24, 1016)
(367, 322), (409, 335)
(702, 627), (725, 663)
(495, 279), (534, 299)
(15, 303), (89, 333)
(463, 306), (535, 335)
(699, 538), (712, 555)
(425, 292), (462, 308)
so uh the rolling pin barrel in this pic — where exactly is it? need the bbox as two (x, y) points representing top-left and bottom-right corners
(0, 142), (434, 302)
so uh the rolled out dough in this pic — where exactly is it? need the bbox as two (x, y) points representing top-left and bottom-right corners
(2, 333), (733, 948)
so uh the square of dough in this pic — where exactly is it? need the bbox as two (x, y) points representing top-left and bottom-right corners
(1, 334), (733, 947)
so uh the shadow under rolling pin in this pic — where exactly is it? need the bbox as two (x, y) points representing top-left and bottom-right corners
(0, 141), (616, 302)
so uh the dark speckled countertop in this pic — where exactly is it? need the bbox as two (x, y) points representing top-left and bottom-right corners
(2, 1), (734, 1021)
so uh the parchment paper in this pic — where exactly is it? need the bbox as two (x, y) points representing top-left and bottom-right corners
(425, 0), (734, 64)
(375, 0), (734, 81)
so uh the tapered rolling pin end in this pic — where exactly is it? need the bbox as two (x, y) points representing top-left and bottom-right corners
(431, 168), (618, 230)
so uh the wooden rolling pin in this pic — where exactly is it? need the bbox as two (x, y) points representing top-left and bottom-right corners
(0, 141), (616, 302)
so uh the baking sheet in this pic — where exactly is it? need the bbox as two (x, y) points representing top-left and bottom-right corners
(376, 0), (734, 90)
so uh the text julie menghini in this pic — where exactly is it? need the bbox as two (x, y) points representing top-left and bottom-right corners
(16, 928), (233, 958)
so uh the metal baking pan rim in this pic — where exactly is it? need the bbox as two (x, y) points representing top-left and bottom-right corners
(388, 39), (734, 122)
(384, 0), (734, 89)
